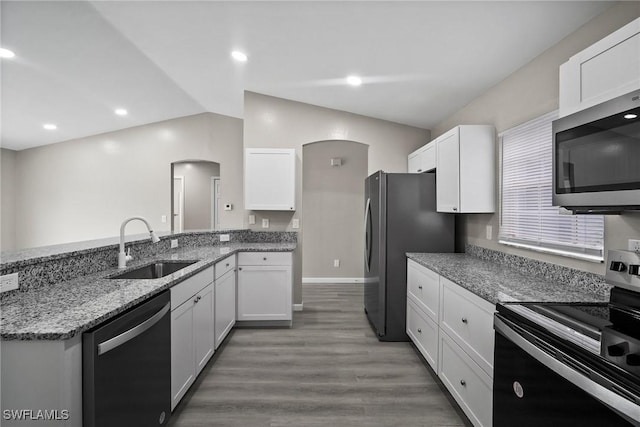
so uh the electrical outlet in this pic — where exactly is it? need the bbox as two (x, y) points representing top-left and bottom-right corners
(0, 273), (19, 293)
(248, 214), (256, 225)
(629, 239), (640, 253)
(486, 225), (493, 240)
(334, 259), (340, 267)
(224, 204), (232, 211)
(171, 239), (179, 249)
(161, 215), (167, 223)
(219, 234), (230, 242)
(292, 219), (300, 229)
(262, 218), (269, 228)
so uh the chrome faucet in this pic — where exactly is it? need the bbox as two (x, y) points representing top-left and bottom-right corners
(118, 216), (160, 269)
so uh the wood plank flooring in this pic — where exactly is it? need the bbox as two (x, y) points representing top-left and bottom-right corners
(167, 283), (469, 427)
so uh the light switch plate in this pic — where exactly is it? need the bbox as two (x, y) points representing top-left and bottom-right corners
(629, 239), (640, 252)
(486, 225), (493, 240)
(292, 219), (300, 229)
(248, 214), (256, 225)
(220, 234), (230, 242)
(0, 273), (19, 293)
(262, 218), (270, 228)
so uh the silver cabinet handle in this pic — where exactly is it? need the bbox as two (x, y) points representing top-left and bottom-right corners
(418, 285), (423, 290)
(417, 169), (422, 172)
(453, 207), (458, 211)
(417, 328), (422, 333)
(194, 295), (202, 303)
(461, 317), (468, 324)
(460, 380), (466, 387)
(98, 302), (170, 356)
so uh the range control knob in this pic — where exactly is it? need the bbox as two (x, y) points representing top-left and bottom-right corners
(610, 261), (627, 272)
(626, 353), (640, 367)
(607, 343), (629, 357)
(628, 264), (640, 276)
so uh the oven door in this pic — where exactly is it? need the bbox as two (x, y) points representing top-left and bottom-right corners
(552, 88), (640, 211)
(493, 314), (639, 426)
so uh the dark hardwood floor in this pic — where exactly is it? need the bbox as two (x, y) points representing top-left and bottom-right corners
(167, 283), (469, 426)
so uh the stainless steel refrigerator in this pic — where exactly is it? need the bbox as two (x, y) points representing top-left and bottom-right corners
(364, 171), (454, 341)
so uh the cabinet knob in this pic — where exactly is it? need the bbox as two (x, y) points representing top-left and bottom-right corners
(417, 328), (422, 333)
(460, 380), (466, 387)
(194, 296), (201, 304)
(417, 169), (422, 172)
(461, 317), (468, 324)
(418, 285), (423, 290)
(238, 267), (242, 271)
(226, 263), (229, 267)
(263, 257), (267, 261)
(453, 207), (458, 212)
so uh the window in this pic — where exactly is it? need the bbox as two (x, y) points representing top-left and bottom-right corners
(499, 111), (604, 262)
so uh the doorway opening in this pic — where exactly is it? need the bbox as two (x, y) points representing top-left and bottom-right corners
(171, 161), (221, 232)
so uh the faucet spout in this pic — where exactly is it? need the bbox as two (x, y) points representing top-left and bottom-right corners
(118, 216), (160, 269)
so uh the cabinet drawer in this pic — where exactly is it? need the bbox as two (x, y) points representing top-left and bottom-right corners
(171, 266), (214, 309)
(440, 277), (495, 377)
(439, 332), (493, 427)
(407, 259), (439, 322)
(406, 298), (439, 371)
(238, 252), (291, 266)
(215, 255), (236, 280)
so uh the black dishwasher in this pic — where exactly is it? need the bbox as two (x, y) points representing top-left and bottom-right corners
(83, 290), (171, 427)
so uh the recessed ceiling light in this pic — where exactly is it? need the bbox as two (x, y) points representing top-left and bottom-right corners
(115, 108), (128, 116)
(346, 75), (362, 86)
(43, 123), (57, 130)
(624, 113), (638, 119)
(231, 51), (248, 62)
(0, 48), (15, 58)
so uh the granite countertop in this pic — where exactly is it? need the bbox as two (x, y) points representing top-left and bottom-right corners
(406, 252), (610, 305)
(1, 242), (295, 341)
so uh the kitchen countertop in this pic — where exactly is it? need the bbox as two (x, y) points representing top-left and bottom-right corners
(406, 252), (610, 305)
(1, 243), (295, 341)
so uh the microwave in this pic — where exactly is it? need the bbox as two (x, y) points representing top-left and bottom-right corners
(552, 89), (640, 213)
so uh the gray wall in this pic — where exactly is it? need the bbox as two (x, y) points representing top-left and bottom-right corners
(1, 148), (17, 251)
(431, 2), (640, 275)
(7, 112), (243, 250)
(243, 91), (431, 305)
(173, 161), (220, 230)
(302, 140), (368, 279)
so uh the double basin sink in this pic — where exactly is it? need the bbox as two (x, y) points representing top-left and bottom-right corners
(110, 260), (198, 279)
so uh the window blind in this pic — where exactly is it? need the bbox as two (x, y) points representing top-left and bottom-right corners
(499, 111), (604, 262)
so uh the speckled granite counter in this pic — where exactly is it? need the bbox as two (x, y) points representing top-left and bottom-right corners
(1, 243), (295, 341)
(406, 252), (610, 305)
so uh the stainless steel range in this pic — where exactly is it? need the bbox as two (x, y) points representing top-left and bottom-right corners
(493, 250), (640, 426)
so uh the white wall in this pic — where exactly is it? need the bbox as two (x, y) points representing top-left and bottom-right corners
(1, 148), (17, 251)
(431, 2), (640, 275)
(244, 91), (430, 303)
(12, 112), (243, 250)
(302, 140), (368, 280)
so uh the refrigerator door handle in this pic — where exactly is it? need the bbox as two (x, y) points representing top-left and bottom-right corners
(364, 197), (371, 272)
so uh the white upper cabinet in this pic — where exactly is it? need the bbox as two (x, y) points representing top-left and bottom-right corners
(436, 125), (495, 213)
(559, 17), (640, 117)
(408, 142), (436, 173)
(245, 148), (296, 211)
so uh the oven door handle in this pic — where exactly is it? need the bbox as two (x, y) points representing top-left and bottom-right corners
(495, 315), (640, 426)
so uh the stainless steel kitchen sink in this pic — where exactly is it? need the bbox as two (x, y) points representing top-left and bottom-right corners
(110, 261), (198, 279)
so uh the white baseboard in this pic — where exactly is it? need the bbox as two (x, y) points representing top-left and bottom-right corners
(302, 277), (364, 284)
(293, 303), (304, 312)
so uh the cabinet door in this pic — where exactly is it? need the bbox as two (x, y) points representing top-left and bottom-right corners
(215, 269), (236, 349)
(408, 151), (422, 173)
(237, 265), (292, 321)
(421, 143), (436, 172)
(245, 148), (296, 211)
(171, 301), (194, 410)
(436, 129), (460, 212)
(193, 283), (214, 375)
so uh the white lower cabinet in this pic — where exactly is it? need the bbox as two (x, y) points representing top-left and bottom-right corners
(170, 267), (215, 410)
(406, 259), (495, 427)
(439, 332), (493, 427)
(215, 267), (236, 348)
(406, 297), (439, 370)
(237, 252), (292, 322)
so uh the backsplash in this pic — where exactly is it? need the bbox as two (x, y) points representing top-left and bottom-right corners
(465, 244), (610, 296)
(0, 230), (297, 295)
